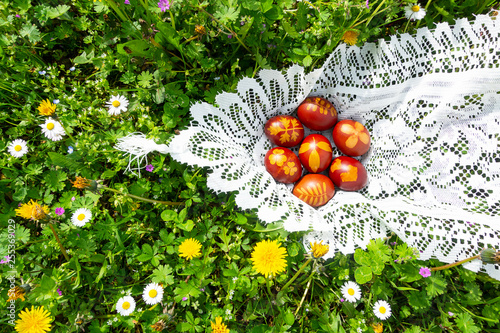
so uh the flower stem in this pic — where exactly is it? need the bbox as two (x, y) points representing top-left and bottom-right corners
(48, 224), (70, 262)
(431, 254), (481, 271)
(266, 276), (273, 297)
(101, 186), (184, 206)
(281, 258), (312, 293)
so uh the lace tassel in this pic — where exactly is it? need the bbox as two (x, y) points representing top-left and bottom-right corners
(115, 132), (170, 177)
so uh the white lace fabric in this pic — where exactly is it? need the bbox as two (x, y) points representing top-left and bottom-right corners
(167, 14), (500, 279)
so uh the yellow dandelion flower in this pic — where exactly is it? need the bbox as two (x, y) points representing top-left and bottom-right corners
(250, 239), (288, 277)
(310, 240), (329, 259)
(150, 320), (167, 332)
(195, 25), (206, 35)
(179, 238), (202, 260)
(7, 286), (26, 302)
(37, 99), (56, 116)
(15, 200), (50, 221)
(70, 176), (92, 189)
(211, 316), (229, 333)
(341, 30), (359, 46)
(15, 306), (52, 333)
(371, 322), (383, 333)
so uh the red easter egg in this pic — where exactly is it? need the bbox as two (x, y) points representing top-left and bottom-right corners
(297, 97), (338, 131)
(328, 156), (368, 191)
(298, 134), (332, 173)
(332, 120), (371, 156)
(264, 115), (304, 148)
(293, 174), (335, 207)
(264, 147), (302, 183)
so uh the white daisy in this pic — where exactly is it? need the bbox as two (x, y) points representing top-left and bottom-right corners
(8, 139), (28, 157)
(341, 281), (362, 303)
(373, 300), (392, 320)
(71, 208), (92, 227)
(40, 117), (66, 141)
(142, 282), (164, 305)
(116, 295), (136, 316)
(404, 3), (426, 21)
(105, 95), (129, 115)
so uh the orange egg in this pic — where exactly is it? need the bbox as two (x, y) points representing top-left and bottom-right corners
(264, 147), (302, 183)
(332, 120), (371, 156)
(298, 134), (332, 173)
(264, 115), (304, 148)
(297, 97), (338, 131)
(329, 156), (368, 191)
(292, 174), (335, 207)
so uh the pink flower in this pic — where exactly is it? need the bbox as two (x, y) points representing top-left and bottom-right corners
(71, 196), (76, 201)
(158, 0), (170, 12)
(55, 207), (65, 215)
(57, 288), (62, 296)
(16, 14), (21, 18)
(419, 267), (431, 278)
(0, 255), (11, 264)
(145, 164), (154, 172)
(124, 0), (130, 3)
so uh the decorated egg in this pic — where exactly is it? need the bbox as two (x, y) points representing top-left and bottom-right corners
(292, 174), (335, 207)
(297, 97), (338, 131)
(328, 156), (368, 191)
(298, 134), (333, 173)
(332, 120), (371, 156)
(264, 147), (302, 183)
(264, 115), (304, 148)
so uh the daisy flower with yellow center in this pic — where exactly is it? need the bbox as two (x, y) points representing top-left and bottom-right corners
(40, 117), (66, 141)
(373, 300), (392, 320)
(116, 296), (136, 316)
(310, 240), (329, 259)
(15, 200), (50, 221)
(71, 208), (92, 227)
(37, 99), (56, 116)
(211, 316), (230, 333)
(8, 139), (28, 158)
(341, 281), (362, 302)
(250, 239), (288, 278)
(142, 282), (164, 305)
(404, 3), (426, 21)
(15, 306), (52, 333)
(105, 94), (129, 115)
(179, 238), (202, 260)
(341, 30), (359, 46)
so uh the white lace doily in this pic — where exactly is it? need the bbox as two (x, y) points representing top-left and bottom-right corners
(163, 14), (500, 279)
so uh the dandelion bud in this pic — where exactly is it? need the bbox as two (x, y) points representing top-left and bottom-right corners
(480, 248), (500, 265)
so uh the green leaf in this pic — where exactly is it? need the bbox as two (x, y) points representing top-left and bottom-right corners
(234, 212), (247, 225)
(47, 5), (70, 19)
(137, 71), (154, 88)
(117, 40), (153, 58)
(397, 263), (422, 283)
(282, 20), (300, 39)
(407, 290), (431, 311)
(74, 50), (95, 64)
(151, 264), (174, 285)
(214, 6), (240, 25)
(283, 309), (295, 326)
(354, 249), (371, 266)
(19, 23), (41, 43)
(136, 244), (154, 262)
(302, 55), (312, 67)
(48, 152), (86, 172)
(455, 313), (481, 333)
(354, 266), (372, 284)
(161, 209), (178, 222)
(44, 170), (67, 191)
(366, 239), (392, 263)
(174, 280), (201, 302)
(15, 225), (30, 244)
(426, 275), (447, 298)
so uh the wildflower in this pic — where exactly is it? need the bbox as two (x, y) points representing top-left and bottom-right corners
(250, 239), (288, 278)
(179, 238), (202, 260)
(38, 70), (46, 75)
(15, 200), (49, 221)
(67, 146), (74, 154)
(8, 286), (26, 302)
(373, 300), (392, 320)
(448, 312), (454, 316)
(405, 3), (426, 21)
(182, 297), (188, 301)
(310, 240), (329, 258)
(366, 0), (369, 8)
(371, 322), (383, 333)
(195, 25), (206, 35)
(53, 99), (60, 104)
(37, 99), (56, 116)
(480, 248), (500, 264)
(57, 288), (62, 296)
(340, 298), (345, 302)
(54, 207), (65, 216)
(124, 0), (130, 3)
(71, 208), (92, 227)
(142, 282), (163, 305)
(105, 95), (129, 115)
(0, 255), (11, 264)
(151, 320), (167, 331)
(16, 14), (21, 18)
(15, 306), (52, 333)
(145, 164), (154, 172)
(70, 176), (92, 189)
(158, 0), (170, 12)
(341, 281), (362, 302)
(8, 139), (28, 158)
(211, 316), (229, 333)
(419, 267), (431, 278)
(116, 296), (136, 316)
(341, 30), (359, 46)
(69, 66), (75, 71)
(40, 117), (66, 141)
